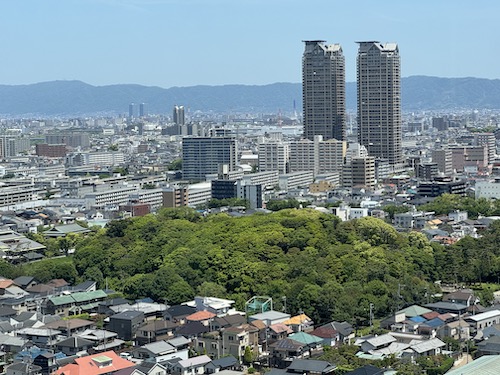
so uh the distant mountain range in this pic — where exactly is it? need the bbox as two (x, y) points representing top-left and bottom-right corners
(0, 76), (500, 117)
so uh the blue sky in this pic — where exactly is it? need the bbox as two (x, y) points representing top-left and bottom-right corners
(0, 0), (497, 88)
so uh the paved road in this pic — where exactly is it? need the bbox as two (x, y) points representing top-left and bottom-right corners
(451, 354), (473, 369)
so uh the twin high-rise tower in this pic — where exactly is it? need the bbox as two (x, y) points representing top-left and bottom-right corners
(302, 40), (346, 142)
(302, 40), (402, 165)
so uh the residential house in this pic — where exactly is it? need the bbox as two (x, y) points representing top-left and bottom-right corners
(76, 329), (125, 353)
(248, 311), (291, 327)
(285, 359), (336, 375)
(205, 355), (240, 374)
(55, 336), (95, 356)
(443, 289), (479, 307)
(211, 314), (246, 331)
(13, 276), (38, 290)
(109, 301), (167, 321)
(288, 332), (323, 352)
(417, 318), (445, 338)
(175, 321), (209, 340)
(5, 362), (42, 375)
(269, 338), (307, 368)
(437, 319), (470, 341)
(192, 296), (236, 317)
(133, 340), (180, 362)
(33, 352), (59, 375)
(310, 321), (354, 346)
(43, 317), (95, 336)
(53, 350), (135, 375)
(222, 324), (259, 361)
(403, 338), (446, 358)
(282, 314), (314, 333)
(424, 302), (468, 315)
(358, 334), (397, 353)
(136, 319), (178, 345)
(108, 310), (145, 341)
(269, 323), (293, 344)
(477, 335), (500, 356)
(185, 310), (216, 327)
(163, 305), (196, 324)
(15, 328), (61, 348)
(172, 354), (212, 375)
(42, 290), (107, 316)
(97, 298), (131, 315)
(133, 362), (168, 375)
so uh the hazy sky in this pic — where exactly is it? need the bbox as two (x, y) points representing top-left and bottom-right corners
(1, 0), (497, 88)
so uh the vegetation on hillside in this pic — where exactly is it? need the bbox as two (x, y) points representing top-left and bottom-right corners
(4, 203), (500, 324)
(68, 207), (493, 324)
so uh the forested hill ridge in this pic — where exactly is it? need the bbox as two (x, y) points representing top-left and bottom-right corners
(11, 207), (498, 325)
(1, 76), (500, 117)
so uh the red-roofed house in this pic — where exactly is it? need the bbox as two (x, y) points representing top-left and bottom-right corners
(53, 350), (135, 375)
(186, 311), (216, 326)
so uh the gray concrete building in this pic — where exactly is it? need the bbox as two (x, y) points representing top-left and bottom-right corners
(182, 136), (237, 182)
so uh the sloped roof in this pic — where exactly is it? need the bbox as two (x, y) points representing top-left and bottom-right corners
(288, 332), (323, 346)
(287, 359), (336, 373)
(397, 305), (432, 317)
(165, 304), (196, 317)
(410, 338), (445, 353)
(344, 364), (386, 375)
(282, 313), (313, 326)
(186, 310), (216, 321)
(177, 354), (212, 368)
(270, 322), (293, 334)
(270, 338), (304, 351)
(446, 355), (500, 375)
(54, 350), (135, 375)
(211, 355), (239, 368)
(44, 223), (91, 237)
(56, 336), (94, 348)
(48, 290), (107, 306)
(141, 340), (175, 355)
(311, 321), (354, 338)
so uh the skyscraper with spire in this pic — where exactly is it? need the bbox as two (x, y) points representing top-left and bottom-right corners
(302, 40), (345, 141)
(357, 41), (402, 165)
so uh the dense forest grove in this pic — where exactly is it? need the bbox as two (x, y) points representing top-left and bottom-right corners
(5, 206), (500, 325)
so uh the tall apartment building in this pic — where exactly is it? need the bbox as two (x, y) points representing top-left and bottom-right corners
(139, 103), (146, 117)
(475, 133), (496, 164)
(342, 156), (376, 189)
(0, 135), (30, 158)
(258, 142), (289, 174)
(289, 138), (318, 174)
(173, 105), (185, 126)
(302, 40), (345, 141)
(357, 41), (402, 165)
(432, 148), (453, 175)
(450, 145), (488, 172)
(182, 136), (238, 182)
(289, 136), (346, 176)
(46, 133), (90, 149)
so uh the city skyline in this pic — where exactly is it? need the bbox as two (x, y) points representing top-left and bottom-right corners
(0, 0), (498, 88)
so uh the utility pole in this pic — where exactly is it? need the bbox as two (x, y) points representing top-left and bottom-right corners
(369, 303), (374, 333)
(396, 284), (406, 311)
